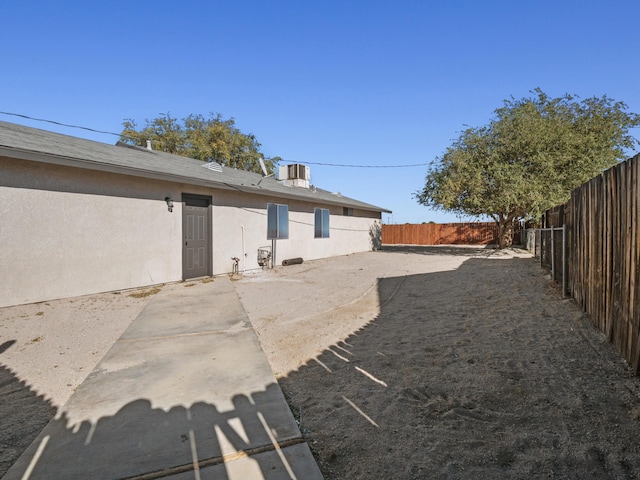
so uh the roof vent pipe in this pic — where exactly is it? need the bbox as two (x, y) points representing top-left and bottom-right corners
(146, 140), (152, 150)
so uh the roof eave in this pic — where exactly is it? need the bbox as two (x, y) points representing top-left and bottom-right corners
(0, 145), (391, 213)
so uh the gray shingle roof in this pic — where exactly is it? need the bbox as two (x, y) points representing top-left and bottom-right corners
(0, 120), (390, 213)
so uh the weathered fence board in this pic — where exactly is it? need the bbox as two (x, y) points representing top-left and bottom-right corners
(546, 153), (640, 374)
(382, 222), (499, 245)
(529, 154), (640, 373)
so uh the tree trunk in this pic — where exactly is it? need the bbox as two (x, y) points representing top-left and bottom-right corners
(496, 217), (514, 248)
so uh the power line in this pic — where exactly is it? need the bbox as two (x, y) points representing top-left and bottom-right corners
(0, 111), (123, 137)
(287, 160), (429, 168)
(0, 111), (430, 168)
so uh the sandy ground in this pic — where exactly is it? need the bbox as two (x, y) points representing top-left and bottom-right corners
(0, 283), (185, 475)
(3, 246), (640, 479)
(236, 247), (640, 479)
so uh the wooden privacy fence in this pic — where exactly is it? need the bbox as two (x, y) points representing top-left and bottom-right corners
(382, 222), (499, 245)
(538, 152), (640, 374)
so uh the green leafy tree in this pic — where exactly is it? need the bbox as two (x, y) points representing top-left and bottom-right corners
(415, 89), (640, 247)
(120, 113), (279, 174)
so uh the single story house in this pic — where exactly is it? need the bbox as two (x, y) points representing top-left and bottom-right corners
(0, 120), (390, 307)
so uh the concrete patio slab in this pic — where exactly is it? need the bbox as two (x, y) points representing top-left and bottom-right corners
(164, 443), (321, 480)
(4, 278), (323, 480)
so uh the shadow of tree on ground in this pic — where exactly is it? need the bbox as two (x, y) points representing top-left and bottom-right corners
(279, 256), (640, 479)
(0, 341), (57, 478)
(3, 382), (311, 479)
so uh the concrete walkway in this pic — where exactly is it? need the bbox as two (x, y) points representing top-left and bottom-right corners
(4, 278), (323, 479)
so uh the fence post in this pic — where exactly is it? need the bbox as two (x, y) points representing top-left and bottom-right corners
(539, 229), (544, 265)
(551, 227), (555, 279)
(536, 229), (541, 263)
(562, 224), (568, 297)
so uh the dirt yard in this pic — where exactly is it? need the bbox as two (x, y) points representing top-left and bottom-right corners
(0, 285), (161, 476)
(2, 246), (640, 479)
(236, 246), (640, 479)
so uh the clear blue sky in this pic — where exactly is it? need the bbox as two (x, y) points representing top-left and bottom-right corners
(2, 0), (639, 223)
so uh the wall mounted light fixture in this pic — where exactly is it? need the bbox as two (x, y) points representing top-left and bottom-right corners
(165, 197), (174, 212)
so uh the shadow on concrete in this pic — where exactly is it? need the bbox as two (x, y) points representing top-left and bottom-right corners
(279, 255), (640, 479)
(0, 341), (57, 478)
(4, 383), (311, 479)
(2, 275), (322, 479)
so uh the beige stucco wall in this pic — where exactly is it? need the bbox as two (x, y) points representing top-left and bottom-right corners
(180, 187), (381, 273)
(1, 157), (382, 307)
(1, 158), (183, 307)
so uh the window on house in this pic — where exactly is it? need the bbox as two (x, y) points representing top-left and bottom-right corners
(314, 208), (330, 238)
(267, 203), (289, 239)
(343, 207), (354, 216)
